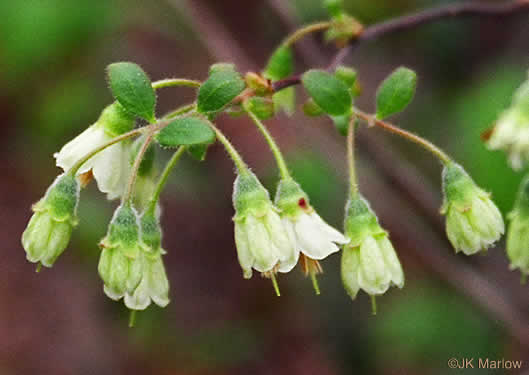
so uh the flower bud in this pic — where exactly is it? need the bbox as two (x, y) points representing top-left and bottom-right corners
(506, 176), (529, 275)
(21, 174), (80, 267)
(233, 171), (295, 279)
(98, 204), (144, 300)
(341, 195), (404, 299)
(124, 212), (169, 310)
(441, 162), (504, 255)
(275, 178), (347, 273)
(55, 102), (135, 199)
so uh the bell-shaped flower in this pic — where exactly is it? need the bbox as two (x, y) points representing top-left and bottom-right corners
(274, 178), (347, 273)
(341, 195), (404, 299)
(506, 176), (529, 276)
(98, 203), (144, 300)
(233, 171), (296, 280)
(124, 211), (170, 310)
(487, 78), (529, 170)
(441, 162), (504, 255)
(55, 102), (135, 199)
(21, 174), (80, 267)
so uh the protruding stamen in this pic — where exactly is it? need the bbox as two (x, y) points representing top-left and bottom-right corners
(270, 273), (281, 297)
(35, 264), (42, 273)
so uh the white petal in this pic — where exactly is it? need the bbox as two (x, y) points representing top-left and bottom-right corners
(358, 237), (391, 295)
(341, 247), (361, 299)
(246, 215), (279, 272)
(377, 236), (404, 288)
(92, 142), (129, 200)
(124, 278), (150, 310)
(310, 212), (348, 244)
(55, 124), (108, 174)
(235, 221), (254, 279)
(294, 213), (342, 260)
(276, 219), (300, 273)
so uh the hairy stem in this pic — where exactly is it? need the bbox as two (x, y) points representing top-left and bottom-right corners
(354, 109), (451, 164)
(152, 78), (201, 90)
(146, 146), (187, 214)
(283, 21), (331, 47)
(123, 130), (156, 203)
(163, 103), (197, 120)
(347, 117), (358, 196)
(206, 121), (248, 173)
(246, 110), (291, 179)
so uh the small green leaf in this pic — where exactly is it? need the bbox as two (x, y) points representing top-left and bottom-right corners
(331, 114), (351, 136)
(187, 144), (210, 161)
(155, 117), (215, 148)
(375, 67), (417, 120)
(197, 64), (245, 114)
(302, 99), (324, 117)
(243, 97), (275, 120)
(273, 87), (295, 116)
(263, 45), (294, 81)
(107, 62), (156, 122)
(335, 66), (357, 89)
(324, 0), (343, 18)
(302, 69), (351, 116)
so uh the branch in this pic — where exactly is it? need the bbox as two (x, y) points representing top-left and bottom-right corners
(272, 0), (529, 91)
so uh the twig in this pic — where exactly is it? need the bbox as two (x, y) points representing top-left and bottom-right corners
(272, 0), (529, 90)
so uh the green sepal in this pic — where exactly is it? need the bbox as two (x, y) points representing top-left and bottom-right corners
(302, 69), (352, 116)
(43, 174), (80, 223)
(107, 62), (157, 123)
(140, 211), (163, 251)
(344, 195), (385, 247)
(101, 203), (143, 259)
(263, 45), (294, 81)
(99, 102), (136, 137)
(274, 178), (311, 218)
(197, 63), (246, 114)
(441, 162), (481, 212)
(375, 67), (417, 120)
(232, 170), (271, 219)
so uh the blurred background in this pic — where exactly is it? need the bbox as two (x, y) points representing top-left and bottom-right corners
(1, 0), (529, 374)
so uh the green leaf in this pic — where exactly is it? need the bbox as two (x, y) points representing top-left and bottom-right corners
(335, 66), (357, 89)
(302, 69), (351, 116)
(197, 64), (246, 114)
(155, 117), (215, 148)
(273, 87), (296, 116)
(107, 62), (156, 122)
(375, 67), (417, 120)
(187, 144), (210, 161)
(324, 0), (343, 18)
(263, 45), (294, 81)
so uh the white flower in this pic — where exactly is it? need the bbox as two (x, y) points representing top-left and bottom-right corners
(233, 171), (296, 279)
(341, 195), (404, 299)
(274, 178), (347, 273)
(124, 249), (169, 310)
(487, 108), (529, 170)
(54, 103), (135, 200)
(442, 162), (504, 255)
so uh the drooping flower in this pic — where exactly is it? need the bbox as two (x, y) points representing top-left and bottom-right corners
(506, 175), (529, 276)
(487, 78), (529, 170)
(441, 162), (504, 255)
(124, 211), (169, 310)
(341, 195), (404, 299)
(98, 203), (144, 300)
(55, 102), (135, 199)
(233, 170), (296, 281)
(274, 178), (348, 273)
(21, 174), (80, 267)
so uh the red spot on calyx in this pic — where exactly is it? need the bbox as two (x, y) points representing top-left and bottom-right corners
(298, 198), (308, 209)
